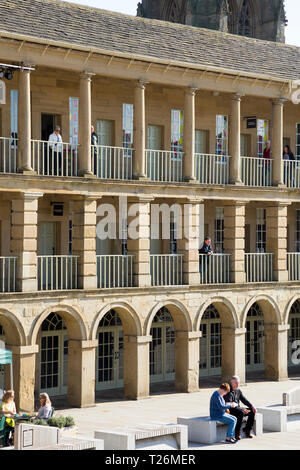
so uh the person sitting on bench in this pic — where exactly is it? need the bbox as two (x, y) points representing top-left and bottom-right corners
(224, 376), (257, 440)
(209, 383), (238, 444)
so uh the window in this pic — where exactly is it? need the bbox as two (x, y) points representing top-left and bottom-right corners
(97, 120), (113, 146)
(215, 115), (228, 156)
(171, 109), (184, 157)
(170, 212), (177, 255)
(256, 208), (266, 253)
(122, 104), (133, 150)
(295, 210), (300, 253)
(195, 130), (208, 154)
(10, 89), (18, 148)
(147, 125), (162, 150)
(238, 0), (253, 37)
(257, 119), (269, 159)
(214, 207), (224, 254)
(296, 124), (300, 159)
(69, 97), (79, 147)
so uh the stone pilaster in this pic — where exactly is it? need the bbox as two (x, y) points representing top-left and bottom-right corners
(272, 99), (284, 187)
(264, 324), (289, 381)
(18, 69), (34, 174)
(224, 202), (246, 284)
(175, 331), (201, 393)
(72, 197), (98, 290)
(177, 199), (201, 286)
(9, 345), (38, 412)
(183, 87), (197, 182)
(127, 197), (152, 287)
(123, 335), (151, 399)
(11, 193), (42, 292)
(68, 340), (98, 407)
(266, 203), (289, 282)
(79, 73), (94, 177)
(133, 80), (148, 180)
(229, 94), (242, 184)
(221, 328), (246, 385)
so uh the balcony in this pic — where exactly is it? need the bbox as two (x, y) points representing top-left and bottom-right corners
(92, 145), (133, 180)
(0, 257), (18, 292)
(37, 255), (79, 291)
(96, 255), (134, 288)
(288, 253), (300, 281)
(146, 150), (183, 182)
(150, 254), (183, 286)
(283, 161), (300, 188)
(194, 154), (230, 185)
(199, 254), (231, 284)
(31, 140), (78, 176)
(241, 157), (273, 187)
(245, 253), (274, 283)
(0, 137), (17, 173)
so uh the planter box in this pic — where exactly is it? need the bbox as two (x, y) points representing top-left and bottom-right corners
(58, 425), (78, 437)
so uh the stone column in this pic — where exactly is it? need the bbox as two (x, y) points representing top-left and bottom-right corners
(9, 345), (38, 412)
(229, 94), (242, 185)
(175, 331), (201, 393)
(72, 197), (98, 289)
(127, 197), (152, 287)
(183, 87), (197, 182)
(272, 99), (284, 187)
(68, 339), (98, 407)
(79, 73), (94, 177)
(177, 199), (201, 286)
(11, 193), (42, 292)
(133, 80), (148, 180)
(264, 324), (289, 381)
(221, 328), (246, 384)
(18, 69), (34, 174)
(123, 335), (151, 399)
(224, 202), (246, 284)
(266, 203), (289, 282)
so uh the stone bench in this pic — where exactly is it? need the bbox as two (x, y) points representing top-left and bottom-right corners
(177, 414), (263, 445)
(33, 436), (104, 450)
(95, 422), (188, 450)
(256, 407), (287, 432)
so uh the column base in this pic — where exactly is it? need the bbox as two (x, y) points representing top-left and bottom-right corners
(17, 167), (36, 175)
(78, 170), (97, 178)
(184, 176), (197, 183)
(229, 179), (244, 186)
(133, 174), (149, 181)
(273, 182), (286, 188)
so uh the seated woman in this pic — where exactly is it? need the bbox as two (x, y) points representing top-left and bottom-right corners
(32, 393), (52, 421)
(0, 390), (17, 446)
(209, 383), (238, 444)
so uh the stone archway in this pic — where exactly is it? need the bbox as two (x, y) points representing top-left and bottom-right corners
(242, 296), (286, 381)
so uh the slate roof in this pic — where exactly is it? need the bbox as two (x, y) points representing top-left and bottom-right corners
(0, 0), (299, 82)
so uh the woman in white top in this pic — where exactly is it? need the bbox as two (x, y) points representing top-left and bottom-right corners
(35, 393), (52, 420)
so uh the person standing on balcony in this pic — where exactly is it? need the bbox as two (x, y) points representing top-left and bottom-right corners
(263, 141), (271, 185)
(91, 125), (98, 176)
(48, 126), (62, 176)
(283, 145), (295, 187)
(199, 237), (213, 283)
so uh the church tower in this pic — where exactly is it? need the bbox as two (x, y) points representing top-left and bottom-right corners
(137, 0), (287, 43)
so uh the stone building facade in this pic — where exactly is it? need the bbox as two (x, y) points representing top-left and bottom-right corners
(0, 0), (299, 412)
(137, 0), (287, 42)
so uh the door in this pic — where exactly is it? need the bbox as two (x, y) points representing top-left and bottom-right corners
(96, 310), (123, 391)
(147, 125), (163, 180)
(41, 114), (61, 141)
(199, 306), (222, 377)
(150, 308), (175, 383)
(195, 130), (208, 154)
(245, 304), (264, 372)
(96, 120), (114, 178)
(39, 313), (68, 396)
(39, 222), (56, 290)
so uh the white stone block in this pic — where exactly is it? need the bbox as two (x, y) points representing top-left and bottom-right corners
(257, 407), (287, 432)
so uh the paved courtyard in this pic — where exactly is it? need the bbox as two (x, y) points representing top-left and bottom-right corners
(55, 376), (300, 450)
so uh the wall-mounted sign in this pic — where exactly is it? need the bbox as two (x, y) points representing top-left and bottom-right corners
(0, 80), (6, 105)
(246, 117), (257, 129)
(23, 429), (33, 448)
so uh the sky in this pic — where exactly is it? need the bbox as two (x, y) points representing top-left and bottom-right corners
(63, 0), (300, 47)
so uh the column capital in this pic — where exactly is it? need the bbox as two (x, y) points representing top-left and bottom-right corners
(186, 197), (204, 204)
(68, 339), (99, 349)
(125, 335), (152, 344)
(269, 201), (292, 208)
(225, 200), (248, 207)
(20, 192), (43, 201)
(185, 86), (198, 96)
(80, 71), (95, 81)
(8, 345), (39, 355)
(272, 98), (286, 106)
(231, 93), (243, 102)
(129, 195), (154, 204)
(136, 79), (149, 89)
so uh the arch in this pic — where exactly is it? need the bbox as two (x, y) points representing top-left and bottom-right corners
(29, 304), (88, 345)
(0, 309), (26, 346)
(91, 302), (142, 340)
(237, 0), (255, 37)
(241, 295), (281, 328)
(194, 297), (238, 331)
(144, 300), (192, 336)
(283, 296), (300, 325)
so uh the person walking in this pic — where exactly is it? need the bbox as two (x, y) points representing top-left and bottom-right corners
(209, 383), (238, 444)
(224, 376), (257, 440)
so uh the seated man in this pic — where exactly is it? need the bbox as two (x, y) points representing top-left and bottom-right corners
(224, 376), (257, 440)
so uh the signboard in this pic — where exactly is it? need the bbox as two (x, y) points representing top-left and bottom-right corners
(23, 429), (33, 448)
(0, 80), (6, 105)
(69, 97), (79, 146)
(247, 117), (257, 129)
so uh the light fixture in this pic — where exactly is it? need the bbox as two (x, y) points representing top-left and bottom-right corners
(4, 69), (13, 80)
(0, 69), (4, 79)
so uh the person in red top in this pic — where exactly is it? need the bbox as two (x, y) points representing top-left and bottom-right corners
(262, 141), (271, 185)
(263, 140), (271, 159)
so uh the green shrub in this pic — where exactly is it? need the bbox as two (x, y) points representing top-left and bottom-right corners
(36, 415), (76, 429)
(34, 419), (48, 426)
(64, 416), (75, 428)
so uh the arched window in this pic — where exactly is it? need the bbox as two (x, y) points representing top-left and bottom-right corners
(164, 0), (185, 24)
(238, 0), (253, 37)
(152, 306), (173, 323)
(202, 305), (220, 320)
(247, 302), (263, 317)
(99, 309), (122, 327)
(41, 312), (66, 331)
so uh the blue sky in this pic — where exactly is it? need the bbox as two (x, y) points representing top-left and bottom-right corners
(64, 0), (300, 47)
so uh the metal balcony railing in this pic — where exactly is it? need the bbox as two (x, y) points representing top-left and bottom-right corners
(91, 145), (133, 180)
(283, 161), (300, 188)
(288, 253), (300, 281)
(37, 255), (79, 290)
(0, 257), (18, 292)
(199, 254), (231, 284)
(146, 150), (183, 182)
(241, 157), (273, 187)
(245, 253), (274, 283)
(0, 137), (17, 173)
(150, 254), (184, 286)
(96, 255), (134, 288)
(31, 140), (78, 176)
(194, 154), (230, 185)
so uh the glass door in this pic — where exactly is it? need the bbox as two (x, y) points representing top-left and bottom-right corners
(245, 304), (264, 371)
(199, 306), (222, 377)
(150, 308), (175, 383)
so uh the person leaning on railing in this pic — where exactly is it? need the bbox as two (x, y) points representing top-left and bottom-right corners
(199, 238), (214, 281)
(48, 126), (63, 176)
